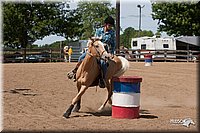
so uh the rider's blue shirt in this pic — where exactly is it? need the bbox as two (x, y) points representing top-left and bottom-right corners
(95, 27), (116, 54)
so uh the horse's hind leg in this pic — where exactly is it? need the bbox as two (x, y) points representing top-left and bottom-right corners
(98, 80), (113, 111)
(108, 79), (113, 105)
(108, 97), (112, 105)
(98, 87), (112, 111)
(73, 100), (81, 112)
(73, 82), (82, 112)
(63, 85), (88, 118)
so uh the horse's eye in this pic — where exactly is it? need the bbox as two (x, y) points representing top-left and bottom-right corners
(95, 45), (99, 48)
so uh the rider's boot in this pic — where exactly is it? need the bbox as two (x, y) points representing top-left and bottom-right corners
(98, 68), (106, 88)
(98, 77), (105, 88)
(67, 61), (82, 80)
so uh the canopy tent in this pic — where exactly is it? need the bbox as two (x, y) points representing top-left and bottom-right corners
(175, 36), (200, 51)
(175, 36), (200, 46)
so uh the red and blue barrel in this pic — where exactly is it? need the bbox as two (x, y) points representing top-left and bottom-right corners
(144, 53), (153, 66)
(112, 76), (142, 119)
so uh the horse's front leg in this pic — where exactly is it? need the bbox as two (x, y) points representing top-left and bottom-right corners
(98, 80), (113, 111)
(63, 85), (88, 118)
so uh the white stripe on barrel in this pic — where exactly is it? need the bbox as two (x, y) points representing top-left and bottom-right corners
(112, 93), (140, 107)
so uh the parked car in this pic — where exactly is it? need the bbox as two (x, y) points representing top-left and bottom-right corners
(38, 51), (50, 62)
(26, 55), (39, 63)
(3, 52), (23, 63)
(15, 56), (23, 63)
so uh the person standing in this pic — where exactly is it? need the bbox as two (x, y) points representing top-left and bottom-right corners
(68, 46), (73, 63)
(63, 46), (69, 62)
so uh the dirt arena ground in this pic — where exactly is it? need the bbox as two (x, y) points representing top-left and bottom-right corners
(2, 62), (199, 132)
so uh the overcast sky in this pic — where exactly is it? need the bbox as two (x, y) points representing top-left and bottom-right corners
(32, 0), (160, 45)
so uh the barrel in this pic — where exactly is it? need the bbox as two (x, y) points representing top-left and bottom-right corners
(112, 76), (142, 119)
(144, 53), (153, 66)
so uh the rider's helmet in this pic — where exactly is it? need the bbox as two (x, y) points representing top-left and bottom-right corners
(104, 16), (115, 26)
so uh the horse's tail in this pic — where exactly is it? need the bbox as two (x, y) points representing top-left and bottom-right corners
(113, 56), (129, 77)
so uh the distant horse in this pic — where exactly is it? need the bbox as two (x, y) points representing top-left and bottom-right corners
(63, 38), (129, 118)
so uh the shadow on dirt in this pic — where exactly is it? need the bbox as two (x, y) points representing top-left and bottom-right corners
(86, 109), (112, 117)
(139, 109), (158, 119)
(69, 110), (111, 118)
(70, 109), (158, 119)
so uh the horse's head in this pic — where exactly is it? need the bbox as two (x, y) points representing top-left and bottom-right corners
(87, 37), (109, 60)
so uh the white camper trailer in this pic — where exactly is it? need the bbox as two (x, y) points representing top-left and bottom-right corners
(131, 36), (176, 58)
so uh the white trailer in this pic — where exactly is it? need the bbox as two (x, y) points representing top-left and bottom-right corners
(131, 36), (176, 58)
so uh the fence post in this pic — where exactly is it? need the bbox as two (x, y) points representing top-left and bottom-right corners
(50, 49), (52, 62)
(174, 50), (177, 62)
(23, 48), (27, 63)
(60, 41), (62, 59)
(164, 50), (167, 62)
(189, 50), (192, 62)
(135, 50), (138, 62)
(138, 50), (141, 62)
(187, 50), (190, 62)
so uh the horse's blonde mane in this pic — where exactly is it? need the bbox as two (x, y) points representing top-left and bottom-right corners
(113, 56), (129, 77)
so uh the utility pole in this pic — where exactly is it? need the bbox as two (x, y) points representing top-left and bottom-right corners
(116, 0), (120, 54)
(137, 5), (145, 37)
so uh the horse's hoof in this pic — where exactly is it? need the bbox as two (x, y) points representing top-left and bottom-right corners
(63, 112), (70, 119)
(63, 104), (74, 118)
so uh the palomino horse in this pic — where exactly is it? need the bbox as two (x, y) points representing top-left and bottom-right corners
(63, 38), (129, 118)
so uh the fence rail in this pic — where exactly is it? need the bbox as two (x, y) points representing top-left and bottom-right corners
(116, 49), (200, 62)
(3, 48), (64, 63)
(2, 48), (200, 63)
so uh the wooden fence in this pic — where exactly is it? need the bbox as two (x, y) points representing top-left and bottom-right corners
(3, 48), (65, 63)
(2, 48), (200, 63)
(116, 49), (200, 62)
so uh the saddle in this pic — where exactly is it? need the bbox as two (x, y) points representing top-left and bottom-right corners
(89, 59), (108, 88)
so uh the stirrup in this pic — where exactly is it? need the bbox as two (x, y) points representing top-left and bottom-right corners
(98, 78), (105, 88)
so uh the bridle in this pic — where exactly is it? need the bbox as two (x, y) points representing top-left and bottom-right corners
(87, 40), (107, 60)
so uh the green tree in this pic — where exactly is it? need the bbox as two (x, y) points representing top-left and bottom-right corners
(155, 31), (161, 37)
(53, 6), (83, 40)
(152, 1), (200, 36)
(3, 2), (82, 49)
(120, 27), (136, 48)
(120, 27), (154, 48)
(140, 30), (154, 37)
(76, 1), (116, 39)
